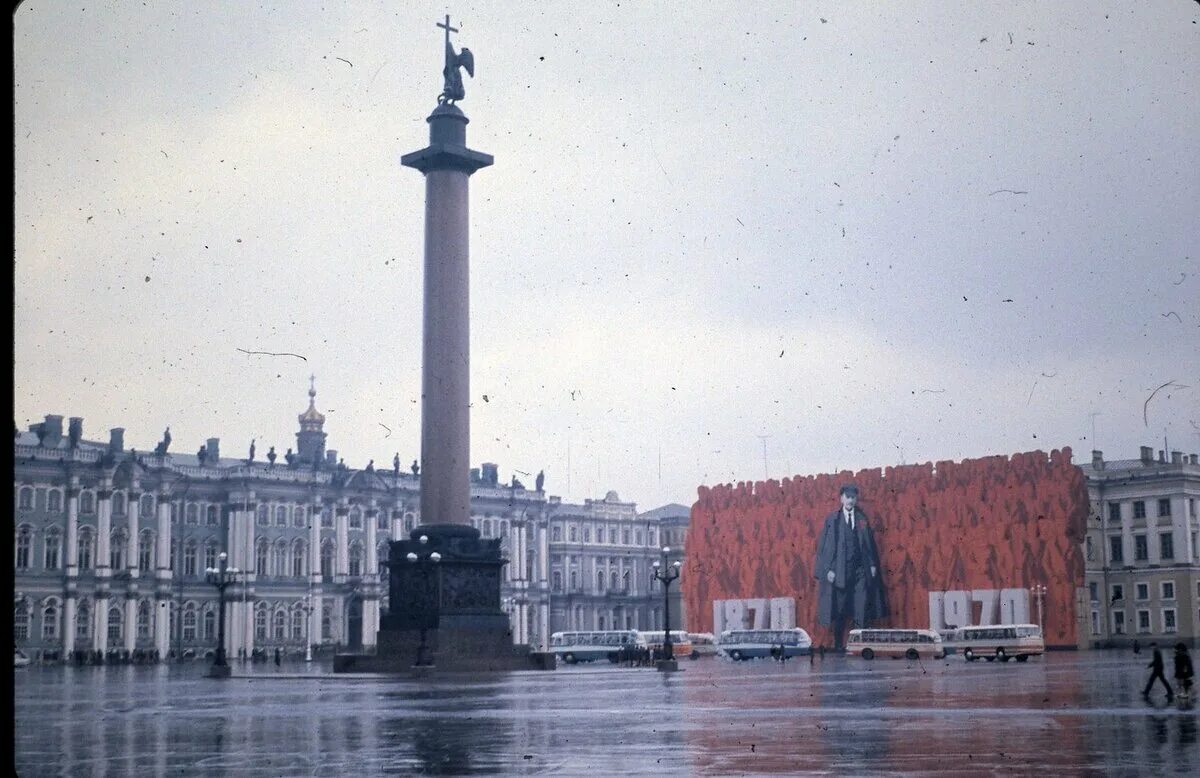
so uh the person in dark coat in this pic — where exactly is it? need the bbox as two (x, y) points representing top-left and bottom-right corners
(1174, 643), (1194, 699)
(1143, 642), (1174, 700)
(814, 484), (887, 650)
(274, 647), (282, 667)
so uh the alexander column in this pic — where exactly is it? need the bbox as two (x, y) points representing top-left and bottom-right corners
(402, 14), (492, 527)
(336, 16), (529, 672)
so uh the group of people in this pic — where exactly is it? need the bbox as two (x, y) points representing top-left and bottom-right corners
(68, 648), (160, 665)
(1143, 642), (1194, 701)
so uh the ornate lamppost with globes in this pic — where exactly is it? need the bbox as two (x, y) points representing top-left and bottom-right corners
(651, 547), (681, 673)
(204, 552), (241, 678)
(406, 535), (441, 669)
(1030, 583), (1048, 634)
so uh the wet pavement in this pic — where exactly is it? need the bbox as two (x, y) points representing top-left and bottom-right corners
(14, 652), (1200, 776)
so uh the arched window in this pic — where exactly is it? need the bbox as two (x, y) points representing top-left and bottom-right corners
(48, 490), (63, 512)
(273, 610), (286, 640)
(183, 542), (197, 576)
(582, 527), (591, 543)
(14, 602), (30, 641)
(76, 600), (91, 639)
(136, 601), (151, 639)
(552, 526), (561, 542)
(294, 505), (307, 528)
(292, 609), (305, 640)
(611, 571), (619, 590)
(44, 528), (61, 570)
(569, 526), (577, 542)
(319, 509), (333, 529)
(80, 491), (95, 514)
(204, 543), (217, 571)
(635, 530), (642, 545)
(596, 570), (605, 591)
(16, 526), (33, 569)
(255, 540), (268, 575)
(138, 532), (154, 573)
(377, 541), (389, 572)
(18, 486), (34, 510)
(552, 571), (562, 592)
(609, 528), (617, 544)
(42, 603), (60, 640)
(206, 506), (218, 526)
(108, 607), (123, 642)
(203, 610), (216, 640)
(112, 492), (126, 516)
(257, 505), (269, 526)
(78, 528), (95, 570)
(648, 529), (656, 546)
(255, 607), (268, 640)
(569, 571), (578, 591)
(348, 545), (363, 577)
(185, 504), (198, 525)
(273, 543), (287, 577)
(293, 543), (306, 578)
(349, 509), (362, 530)
(110, 531), (126, 570)
(405, 515), (415, 532)
(320, 542), (335, 578)
(321, 612), (332, 641)
(275, 506), (288, 526)
(140, 494), (154, 516)
(377, 513), (388, 531)
(182, 606), (197, 641)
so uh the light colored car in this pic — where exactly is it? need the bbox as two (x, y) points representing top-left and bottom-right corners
(14, 649), (32, 668)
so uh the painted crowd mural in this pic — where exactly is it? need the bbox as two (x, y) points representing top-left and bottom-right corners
(684, 449), (1089, 647)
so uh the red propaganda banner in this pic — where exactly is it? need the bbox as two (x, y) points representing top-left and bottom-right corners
(683, 448), (1088, 647)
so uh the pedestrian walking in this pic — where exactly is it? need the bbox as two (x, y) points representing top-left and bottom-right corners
(1133, 639), (1141, 655)
(1174, 643), (1194, 700)
(1143, 642), (1174, 700)
(274, 647), (282, 667)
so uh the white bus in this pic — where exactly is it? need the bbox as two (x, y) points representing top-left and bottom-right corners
(549, 630), (646, 664)
(950, 624), (1045, 662)
(845, 628), (945, 660)
(638, 630), (694, 659)
(716, 628), (812, 661)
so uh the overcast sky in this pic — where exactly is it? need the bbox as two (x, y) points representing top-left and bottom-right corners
(14, 2), (1199, 509)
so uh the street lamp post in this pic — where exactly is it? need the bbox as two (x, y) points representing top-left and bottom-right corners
(651, 546), (681, 673)
(204, 552), (241, 678)
(406, 535), (441, 668)
(1030, 583), (1048, 634)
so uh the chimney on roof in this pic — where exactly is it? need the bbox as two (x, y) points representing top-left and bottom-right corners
(326, 449), (338, 466)
(481, 462), (499, 486)
(207, 438), (221, 463)
(68, 417), (83, 448)
(1091, 450), (1104, 470)
(1158, 450), (1166, 463)
(109, 428), (124, 453)
(1140, 446), (1154, 463)
(1171, 451), (1183, 464)
(1191, 454), (1199, 465)
(41, 415), (64, 447)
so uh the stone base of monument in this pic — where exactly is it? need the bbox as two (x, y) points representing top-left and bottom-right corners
(207, 664), (232, 679)
(656, 658), (680, 673)
(332, 524), (550, 674)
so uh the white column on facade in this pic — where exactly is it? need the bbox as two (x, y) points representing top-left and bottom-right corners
(123, 594), (137, 653)
(310, 502), (323, 648)
(242, 500), (256, 658)
(126, 492), (140, 578)
(66, 487), (80, 575)
(63, 596), (77, 655)
(391, 508), (403, 541)
(335, 505), (349, 577)
(366, 509), (378, 577)
(154, 496), (172, 659)
(94, 489), (113, 653)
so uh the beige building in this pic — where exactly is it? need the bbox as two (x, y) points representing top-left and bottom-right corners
(1080, 446), (1200, 649)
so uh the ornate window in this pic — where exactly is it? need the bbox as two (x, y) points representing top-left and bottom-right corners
(569, 526), (577, 542)
(273, 610), (286, 640)
(649, 529), (656, 546)
(293, 543), (306, 578)
(183, 542), (197, 577)
(570, 571), (578, 591)
(44, 528), (61, 569)
(18, 486), (34, 511)
(405, 515), (415, 532)
(582, 527), (591, 543)
(185, 504), (198, 525)
(76, 600), (91, 639)
(139, 533), (154, 573)
(136, 601), (151, 639)
(80, 491), (95, 514)
(108, 607), (123, 642)
(255, 607), (268, 640)
(609, 528), (617, 544)
(206, 506), (219, 526)
(611, 571), (619, 590)
(273, 542), (287, 577)
(348, 545), (363, 577)
(320, 509), (333, 529)
(202, 609), (215, 640)
(78, 528), (95, 570)
(320, 542), (335, 578)
(109, 531), (126, 570)
(552, 526), (561, 542)
(42, 603), (59, 640)
(257, 505), (270, 526)
(596, 571), (605, 591)
(139, 494), (154, 516)
(377, 513), (388, 531)
(112, 492), (126, 517)
(275, 506), (288, 526)
(256, 540), (269, 575)
(204, 544), (218, 571)
(294, 505), (307, 528)
(349, 509), (362, 530)
(182, 606), (197, 641)
(14, 603), (30, 640)
(321, 612), (332, 641)
(292, 609), (305, 640)
(47, 490), (62, 512)
(552, 571), (562, 592)
(16, 526), (32, 569)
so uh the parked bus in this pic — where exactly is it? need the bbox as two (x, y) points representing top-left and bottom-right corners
(949, 624), (1044, 662)
(549, 630), (646, 664)
(845, 628), (945, 660)
(639, 630), (694, 659)
(716, 628), (813, 661)
(688, 632), (717, 657)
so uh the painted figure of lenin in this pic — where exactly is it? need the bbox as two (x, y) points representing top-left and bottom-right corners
(815, 484), (888, 649)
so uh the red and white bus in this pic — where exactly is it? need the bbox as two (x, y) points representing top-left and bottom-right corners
(949, 624), (1044, 662)
(845, 628), (945, 660)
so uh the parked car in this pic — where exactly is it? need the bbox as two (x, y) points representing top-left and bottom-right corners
(14, 649), (32, 668)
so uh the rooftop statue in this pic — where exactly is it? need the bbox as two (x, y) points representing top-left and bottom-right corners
(437, 14), (474, 105)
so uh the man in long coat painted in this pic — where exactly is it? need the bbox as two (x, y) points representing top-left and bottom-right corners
(814, 484), (888, 649)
